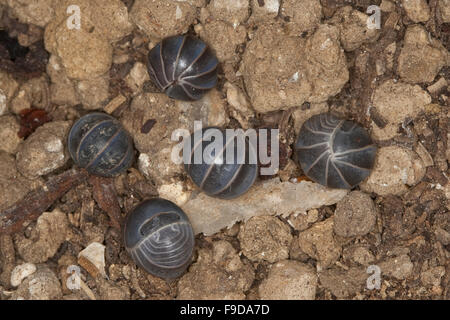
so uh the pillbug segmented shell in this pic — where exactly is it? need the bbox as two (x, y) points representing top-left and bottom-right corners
(68, 113), (134, 178)
(295, 113), (377, 189)
(184, 127), (258, 199)
(147, 35), (219, 101)
(123, 198), (195, 279)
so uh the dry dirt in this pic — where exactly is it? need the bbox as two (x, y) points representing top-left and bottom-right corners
(0, 0), (449, 300)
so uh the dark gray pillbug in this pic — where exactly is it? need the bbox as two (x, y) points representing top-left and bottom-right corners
(68, 112), (134, 178)
(147, 35), (219, 101)
(184, 127), (258, 199)
(123, 198), (195, 279)
(295, 113), (377, 189)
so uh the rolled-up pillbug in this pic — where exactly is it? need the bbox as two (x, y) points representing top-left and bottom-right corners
(147, 35), (218, 101)
(123, 198), (195, 279)
(68, 112), (134, 177)
(184, 127), (258, 199)
(295, 113), (377, 189)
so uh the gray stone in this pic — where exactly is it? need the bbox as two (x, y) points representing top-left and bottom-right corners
(182, 179), (347, 236)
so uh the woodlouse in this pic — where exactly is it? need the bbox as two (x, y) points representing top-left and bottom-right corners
(123, 198), (195, 279)
(294, 113), (377, 189)
(184, 127), (258, 199)
(147, 35), (218, 101)
(68, 113), (134, 178)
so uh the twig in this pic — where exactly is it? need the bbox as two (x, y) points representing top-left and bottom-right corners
(0, 169), (89, 234)
(89, 175), (123, 230)
(79, 279), (97, 300)
(278, 107), (296, 138)
(131, 266), (146, 299)
(356, 11), (400, 126)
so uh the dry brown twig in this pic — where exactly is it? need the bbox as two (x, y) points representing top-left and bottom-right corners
(0, 169), (122, 234)
(89, 175), (123, 231)
(0, 169), (89, 234)
(0, 169), (124, 234)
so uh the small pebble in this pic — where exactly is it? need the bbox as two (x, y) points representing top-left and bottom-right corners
(334, 191), (377, 238)
(78, 242), (106, 278)
(10, 263), (37, 287)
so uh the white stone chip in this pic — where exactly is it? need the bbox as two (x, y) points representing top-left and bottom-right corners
(182, 179), (348, 236)
(78, 242), (106, 278)
(10, 263), (37, 287)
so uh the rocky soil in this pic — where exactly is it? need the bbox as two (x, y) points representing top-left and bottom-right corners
(0, 0), (449, 300)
